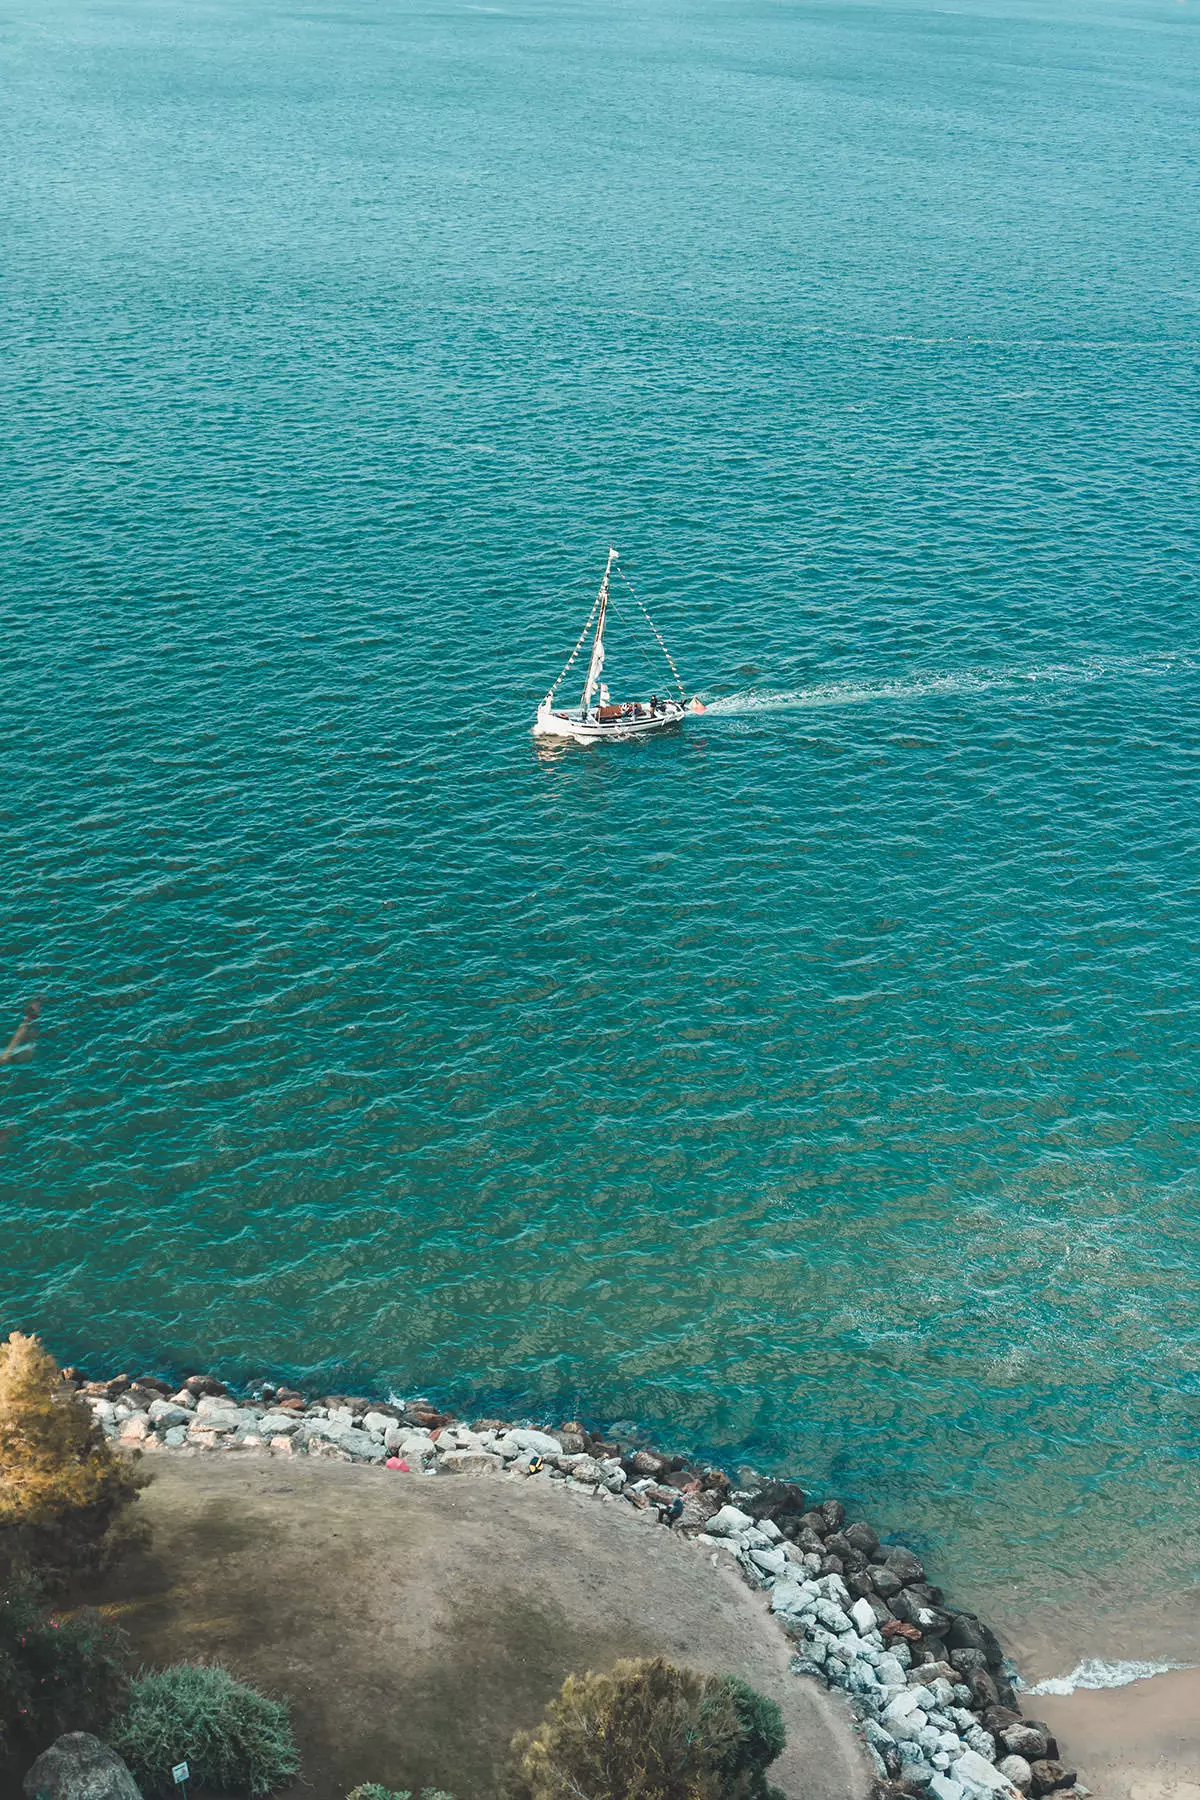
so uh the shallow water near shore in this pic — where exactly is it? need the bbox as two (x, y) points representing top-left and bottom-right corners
(1, 0), (1199, 1676)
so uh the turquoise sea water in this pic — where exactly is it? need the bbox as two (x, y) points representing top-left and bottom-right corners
(2, 0), (1198, 1660)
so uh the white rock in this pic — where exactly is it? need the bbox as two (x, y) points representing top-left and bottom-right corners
(269, 1435), (294, 1455)
(996, 1757), (1032, 1796)
(883, 1689), (923, 1723)
(770, 1580), (816, 1615)
(515, 1428), (566, 1455)
(559, 1454), (603, 1484)
(339, 1429), (385, 1463)
(362, 1411), (395, 1437)
(756, 1517), (783, 1542)
(705, 1505), (756, 1538)
(119, 1413), (150, 1440)
(258, 1412), (301, 1437)
(954, 1749), (1013, 1794)
(748, 1546), (788, 1576)
(163, 1425), (188, 1448)
(813, 1599), (852, 1634)
(192, 1409), (242, 1433)
(815, 1572), (852, 1607)
(438, 1449), (498, 1475)
(929, 1773), (966, 1799)
(89, 1398), (115, 1419)
(148, 1400), (191, 1429)
(876, 1653), (907, 1687)
(851, 1597), (878, 1636)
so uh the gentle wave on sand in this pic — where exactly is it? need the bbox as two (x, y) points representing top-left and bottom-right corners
(1027, 1658), (1193, 1697)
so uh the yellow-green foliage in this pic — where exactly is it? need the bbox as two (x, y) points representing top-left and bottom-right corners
(0, 1332), (146, 1581)
(501, 1658), (785, 1800)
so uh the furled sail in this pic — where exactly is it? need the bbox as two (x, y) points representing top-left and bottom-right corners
(581, 547), (616, 711)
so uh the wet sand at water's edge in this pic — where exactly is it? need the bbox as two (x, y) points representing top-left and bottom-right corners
(1033, 1669), (1200, 1800)
(79, 1456), (872, 1800)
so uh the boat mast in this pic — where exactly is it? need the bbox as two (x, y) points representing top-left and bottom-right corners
(581, 546), (617, 714)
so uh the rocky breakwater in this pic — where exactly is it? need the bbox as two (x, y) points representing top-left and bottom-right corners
(695, 1493), (1084, 1800)
(71, 1371), (1084, 1800)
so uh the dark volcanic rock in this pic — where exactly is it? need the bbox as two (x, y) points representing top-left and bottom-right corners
(630, 1448), (672, 1479)
(844, 1520), (881, 1557)
(1002, 1726), (1049, 1762)
(883, 1545), (925, 1583)
(982, 1706), (1024, 1735)
(950, 1649), (989, 1676)
(796, 1527), (827, 1555)
(868, 1564), (903, 1599)
(945, 1614), (989, 1654)
(749, 1480), (807, 1520)
(820, 1498), (846, 1530)
(824, 1531), (853, 1559)
(865, 1593), (896, 1628)
(820, 1553), (845, 1576)
(907, 1582), (946, 1608)
(965, 1665), (1000, 1710)
(798, 1510), (830, 1538)
(890, 1590), (953, 1637)
(1029, 1762), (1076, 1795)
(846, 1571), (875, 1599)
(184, 1373), (227, 1398)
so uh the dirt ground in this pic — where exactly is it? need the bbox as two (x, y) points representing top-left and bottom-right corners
(73, 1453), (871, 1800)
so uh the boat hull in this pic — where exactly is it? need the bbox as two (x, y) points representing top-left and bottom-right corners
(534, 698), (686, 742)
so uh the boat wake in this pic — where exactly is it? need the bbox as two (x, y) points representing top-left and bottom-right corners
(702, 650), (1193, 717)
(1025, 1657), (1192, 1696)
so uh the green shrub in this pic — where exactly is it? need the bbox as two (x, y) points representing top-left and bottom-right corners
(500, 1657), (786, 1800)
(345, 1789), (453, 1800)
(0, 1333), (148, 1584)
(0, 1572), (130, 1754)
(111, 1662), (300, 1796)
(703, 1677), (786, 1800)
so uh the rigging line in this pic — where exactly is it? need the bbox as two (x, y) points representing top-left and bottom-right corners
(613, 564), (688, 701)
(546, 587), (602, 699)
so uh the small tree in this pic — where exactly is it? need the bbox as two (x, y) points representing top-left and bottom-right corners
(501, 1657), (786, 1800)
(0, 1332), (147, 1583)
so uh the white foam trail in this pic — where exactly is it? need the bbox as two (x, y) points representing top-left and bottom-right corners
(702, 650), (1192, 717)
(1026, 1657), (1191, 1696)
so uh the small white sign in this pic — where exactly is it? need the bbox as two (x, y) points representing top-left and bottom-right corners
(172, 1764), (190, 1786)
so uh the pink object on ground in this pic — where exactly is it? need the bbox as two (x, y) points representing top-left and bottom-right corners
(385, 1457), (411, 1472)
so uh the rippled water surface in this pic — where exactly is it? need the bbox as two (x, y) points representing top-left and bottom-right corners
(2, 0), (1198, 1655)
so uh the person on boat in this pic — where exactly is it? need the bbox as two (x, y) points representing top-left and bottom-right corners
(650, 694), (659, 714)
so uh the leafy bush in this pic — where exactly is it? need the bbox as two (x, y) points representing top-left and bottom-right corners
(0, 1571), (130, 1755)
(702, 1677), (786, 1800)
(111, 1662), (301, 1796)
(346, 1789), (453, 1800)
(501, 1657), (786, 1800)
(0, 1333), (148, 1583)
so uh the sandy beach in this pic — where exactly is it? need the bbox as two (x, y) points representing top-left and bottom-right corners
(1034, 1667), (1200, 1800)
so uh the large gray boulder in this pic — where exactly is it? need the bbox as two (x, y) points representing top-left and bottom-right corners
(23, 1733), (141, 1800)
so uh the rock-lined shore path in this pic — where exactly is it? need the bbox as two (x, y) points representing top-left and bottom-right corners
(75, 1370), (1092, 1800)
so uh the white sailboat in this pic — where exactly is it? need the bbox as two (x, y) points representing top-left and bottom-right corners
(534, 548), (704, 742)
